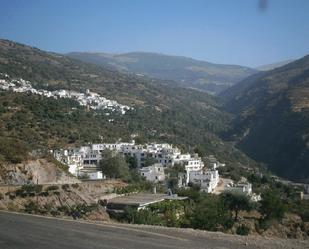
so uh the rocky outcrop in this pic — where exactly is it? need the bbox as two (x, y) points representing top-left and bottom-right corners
(0, 159), (79, 185)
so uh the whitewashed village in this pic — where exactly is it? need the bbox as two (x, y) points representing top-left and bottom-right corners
(0, 73), (131, 114)
(53, 141), (261, 202)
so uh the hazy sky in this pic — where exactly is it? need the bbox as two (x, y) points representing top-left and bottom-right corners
(0, 0), (308, 67)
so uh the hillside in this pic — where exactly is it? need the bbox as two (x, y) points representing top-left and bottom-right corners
(220, 56), (309, 182)
(256, 59), (294, 71)
(0, 39), (254, 168)
(67, 51), (257, 94)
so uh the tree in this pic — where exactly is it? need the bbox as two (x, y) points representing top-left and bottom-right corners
(259, 189), (286, 220)
(193, 145), (206, 157)
(123, 206), (162, 225)
(100, 150), (130, 181)
(144, 157), (157, 167)
(190, 195), (233, 231)
(221, 192), (252, 221)
(125, 155), (138, 169)
(167, 177), (179, 192)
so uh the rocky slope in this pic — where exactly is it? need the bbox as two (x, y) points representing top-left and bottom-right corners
(0, 180), (126, 222)
(0, 158), (79, 185)
(220, 56), (309, 182)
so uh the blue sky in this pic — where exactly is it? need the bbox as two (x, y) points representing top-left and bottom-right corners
(0, 0), (308, 67)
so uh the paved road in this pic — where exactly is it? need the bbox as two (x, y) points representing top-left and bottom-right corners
(0, 211), (306, 249)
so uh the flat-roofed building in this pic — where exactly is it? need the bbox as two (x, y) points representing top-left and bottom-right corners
(106, 193), (187, 216)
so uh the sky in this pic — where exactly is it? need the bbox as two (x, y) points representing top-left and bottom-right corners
(0, 0), (309, 67)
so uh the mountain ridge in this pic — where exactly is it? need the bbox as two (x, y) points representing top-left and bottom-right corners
(255, 59), (295, 71)
(67, 51), (257, 94)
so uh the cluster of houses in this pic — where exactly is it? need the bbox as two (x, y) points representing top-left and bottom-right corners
(53, 141), (261, 200)
(53, 141), (221, 192)
(55, 142), (258, 196)
(0, 73), (131, 114)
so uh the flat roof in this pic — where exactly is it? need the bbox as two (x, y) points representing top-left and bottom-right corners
(108, 193), (167, 206)
(108, 193), (188, 207)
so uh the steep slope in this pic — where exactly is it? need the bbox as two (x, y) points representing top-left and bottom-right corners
(67, 51), (257, 94)
(0, 39), (254, 168)
(221, 56), (309, 182)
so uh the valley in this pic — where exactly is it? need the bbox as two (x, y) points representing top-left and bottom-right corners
(0, 39), (309, 243)
(1, 1), (309, 247)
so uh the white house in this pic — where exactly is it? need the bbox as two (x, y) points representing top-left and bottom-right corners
(189, 169), (219, 193)
(225, 182), (252, 195)
(139, 164), (165, 182)
(85, 171), (104, 180)
(185, 158), (204, 172)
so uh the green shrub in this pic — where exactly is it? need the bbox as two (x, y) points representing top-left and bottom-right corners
(259, 189), (286, 220)
(39, 191), (49, 197)
(20, 184), (43, 193)
(57, 205), (69, 213)
(258, 219), (271, 231)
(24, 201), (39, 214)
(61, 184), (70, 191)
(300, 210), (309, 222)
(45, 185), (59, 191)
(236, 224), (250, 235)
(71, 183), (79, 189)
(0, 137), (29, 163)
(50, 210), (60, 216)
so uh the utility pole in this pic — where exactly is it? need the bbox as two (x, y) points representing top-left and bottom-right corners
(36, 177), (39, 206)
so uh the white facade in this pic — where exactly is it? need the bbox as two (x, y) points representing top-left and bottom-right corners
(189, 169), (219, 193)
(224, 182), (262, 202)
(225, 182), (252, 195)
(139, 164), (165, 182)
(86, 171), (104, 180)
(185, 158), (204, 172)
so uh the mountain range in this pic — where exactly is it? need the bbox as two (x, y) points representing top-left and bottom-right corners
(67, 51), (257, 94)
